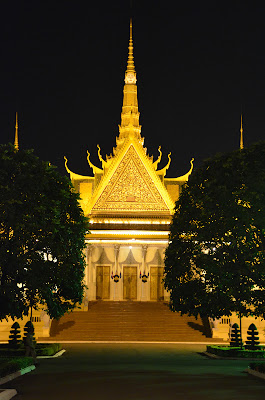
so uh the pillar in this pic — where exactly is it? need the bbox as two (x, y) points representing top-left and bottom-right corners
(141, 245), (148, 301)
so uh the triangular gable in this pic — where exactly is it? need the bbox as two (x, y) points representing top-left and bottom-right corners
(90, 143), (174, 214)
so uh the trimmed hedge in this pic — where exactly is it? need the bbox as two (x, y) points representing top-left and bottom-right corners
(207, 345), (265, 358)
(0, 343), (62, 357)
(36, 343), (62, 356)
(249, 362), (265, 373)
(0, 357), (33, 378)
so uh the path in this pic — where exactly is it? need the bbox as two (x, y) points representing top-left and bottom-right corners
(1, 343), (265, 399)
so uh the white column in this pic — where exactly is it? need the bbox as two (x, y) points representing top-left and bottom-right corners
(87, 245), (95, 301)
(114, 244), (120, 300)
(141, 245), (148, 301)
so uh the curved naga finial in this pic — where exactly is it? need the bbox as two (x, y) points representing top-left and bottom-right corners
(152, 146), (162, 170)
(87, 150), (103, 174)
(174, 158), (194, 182)
(64, 156), (71, 174)
(97, 144), (107, 167)
(64, 156), (92, 180)
(156, 152), (171, 177)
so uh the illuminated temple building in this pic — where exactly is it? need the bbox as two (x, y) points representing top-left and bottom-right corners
(2, 21), (265, 343)
(64, 20), (193, 304)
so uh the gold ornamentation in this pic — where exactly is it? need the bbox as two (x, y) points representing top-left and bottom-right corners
(87, 150), (103, 174)
(92, 145), (169, 212)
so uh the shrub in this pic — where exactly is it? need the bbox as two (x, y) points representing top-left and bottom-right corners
(0, 343), (62, 357)
(245, 323), (260, 350)
(249, 362), (265, 373)
(36, 343), (62, 356)
(207, 345), (265, 358)
(230, 323), (242, 347)
(8, 322), (22, 349)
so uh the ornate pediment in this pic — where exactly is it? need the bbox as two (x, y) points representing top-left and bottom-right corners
(91, 145), (170, 213)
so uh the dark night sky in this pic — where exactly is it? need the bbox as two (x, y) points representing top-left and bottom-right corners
(0, 1), (265, 177)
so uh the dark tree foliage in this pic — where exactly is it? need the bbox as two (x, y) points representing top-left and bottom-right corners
(0, 144), (89, 321)
(8, 322), (22, 348)
(164, 142), (265, 320)
(245, 323), (260, 350)
(230, 323), (242, 347)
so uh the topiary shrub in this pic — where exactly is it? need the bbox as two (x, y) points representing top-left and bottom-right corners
(23, 321), (36, 346)
(230, 323), (242, 347)
(245, 323), (260, 350)
(8, 322), (22, 349)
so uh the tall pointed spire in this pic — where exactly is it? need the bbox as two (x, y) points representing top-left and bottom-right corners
(126, 19), (135, 74)
(118, 19), (142, 143)
(14, 112), (19, 151)
(240, 114), (244, 150)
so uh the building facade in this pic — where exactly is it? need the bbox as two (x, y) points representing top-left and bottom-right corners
(65, 20), (193, 304)
(1, 22), (264, 343)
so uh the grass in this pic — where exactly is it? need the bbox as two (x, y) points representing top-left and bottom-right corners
(249, 362), (265, 373)
(0, 357), (34, 378)
(0, 343), (63, 379)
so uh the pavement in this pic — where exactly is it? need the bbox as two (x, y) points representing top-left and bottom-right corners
(1, 343), (265, 400)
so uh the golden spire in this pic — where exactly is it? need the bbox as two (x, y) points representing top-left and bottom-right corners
(126, 19), (135, 74)
(118, 19), (141, 142)
(240, 114), (244, 150)
(14, 112), (19, 151)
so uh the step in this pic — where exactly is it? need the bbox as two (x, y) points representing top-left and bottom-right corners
(37, 301), (219, 342)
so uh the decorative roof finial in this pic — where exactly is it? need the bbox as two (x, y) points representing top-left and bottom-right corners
(14, 112), (19, 151)
(240, 114), (244, 150)
(126, 19), (135, 73)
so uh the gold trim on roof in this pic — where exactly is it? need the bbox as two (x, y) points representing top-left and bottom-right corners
(64, 156), (93, 180)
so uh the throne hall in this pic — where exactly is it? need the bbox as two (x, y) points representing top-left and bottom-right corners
(3, 21), (261, 343)
(65, 20), (193, 305)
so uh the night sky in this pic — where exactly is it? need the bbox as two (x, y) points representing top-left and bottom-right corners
(1, 1), (265, 177)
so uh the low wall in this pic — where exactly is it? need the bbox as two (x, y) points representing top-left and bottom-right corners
(0, 310), (51, 341)
(211, 313), (265, 342)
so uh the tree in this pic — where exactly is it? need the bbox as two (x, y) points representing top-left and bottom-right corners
(164, 141), (265, 322)
(23, 320), (36, 345)
(0, 144), (89, 321)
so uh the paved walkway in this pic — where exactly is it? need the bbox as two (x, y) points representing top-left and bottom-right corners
(1, 343), (265, 399)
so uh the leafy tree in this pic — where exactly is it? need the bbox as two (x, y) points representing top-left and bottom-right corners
(0, 144), (89, 321)
(164, 142), (265, 323)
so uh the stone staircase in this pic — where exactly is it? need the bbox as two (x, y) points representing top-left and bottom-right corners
(42, 301), (221, 342)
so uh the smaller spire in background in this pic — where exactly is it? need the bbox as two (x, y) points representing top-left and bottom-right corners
(240, 114), (244, 150)
(14, 112), (19, 150)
